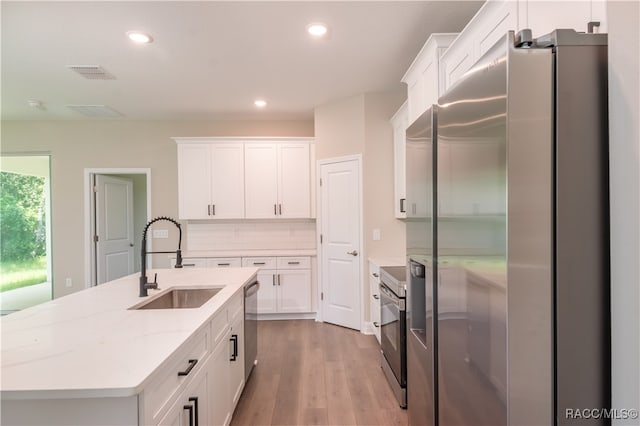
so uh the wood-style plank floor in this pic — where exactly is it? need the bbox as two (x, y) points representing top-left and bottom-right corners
(231, 320), (408, 426)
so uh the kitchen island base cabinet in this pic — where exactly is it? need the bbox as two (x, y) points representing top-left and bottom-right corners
(1, 289), (247, 426)
(0, 396), (138, 426)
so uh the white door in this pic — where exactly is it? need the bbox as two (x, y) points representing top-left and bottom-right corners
(320, 158), (362, 330)
(95, 175), (134, 284)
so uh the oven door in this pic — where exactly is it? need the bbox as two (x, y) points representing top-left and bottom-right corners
(380, 282), (407, 387)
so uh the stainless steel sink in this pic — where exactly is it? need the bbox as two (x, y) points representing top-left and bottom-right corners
(130, 287), (222, 310)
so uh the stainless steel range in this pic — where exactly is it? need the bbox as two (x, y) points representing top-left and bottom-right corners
(379, 265), (408, 408)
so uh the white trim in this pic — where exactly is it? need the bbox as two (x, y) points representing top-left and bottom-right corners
(316, 154), (364, 332)
(83, 168), (151, 289)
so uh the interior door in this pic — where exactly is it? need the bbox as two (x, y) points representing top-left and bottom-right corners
(95, 174), (134, 284)
(320, 158), (361, 330)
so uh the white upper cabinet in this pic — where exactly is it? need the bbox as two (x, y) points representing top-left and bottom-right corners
(402, 33), (457, 125)
(177, 142), (244, 220)
(245, 142), (311, 219)
(278, 143), (311, 218)
(391, 102), (408, 219)
(244, 144), (279, 219)
(441, 0), (608, 92)
(176, 138), (313, 220)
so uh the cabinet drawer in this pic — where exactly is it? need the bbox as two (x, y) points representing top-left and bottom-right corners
(228, 291), (244, 324)
(277, 256), (310, 269)
(179, 258), (208, 268)
(208, 257), (241, 268)
(143, 326), (210, 423)
(369, 262), (380, 280)
(210, 306), (229, 348)
(242, 257), (277, 269)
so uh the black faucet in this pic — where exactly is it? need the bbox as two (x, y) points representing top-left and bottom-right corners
(139, 216), (183, 297)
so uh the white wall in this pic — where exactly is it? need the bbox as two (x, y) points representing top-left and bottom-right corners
(314, 91), (407, 321)
(608, 1), (640, 422)
(1, 119), (313, 298)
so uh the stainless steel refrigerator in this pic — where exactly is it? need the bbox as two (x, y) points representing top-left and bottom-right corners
(405, 29), (610, 426)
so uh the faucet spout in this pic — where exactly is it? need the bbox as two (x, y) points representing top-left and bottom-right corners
(139, 216), (183, 297)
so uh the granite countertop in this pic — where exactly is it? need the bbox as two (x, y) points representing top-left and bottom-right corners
(0, 267), (257, 400)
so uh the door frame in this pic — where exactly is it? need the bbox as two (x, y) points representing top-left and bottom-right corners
(83, 168), (151, 288)
(316, 155), (364, 331)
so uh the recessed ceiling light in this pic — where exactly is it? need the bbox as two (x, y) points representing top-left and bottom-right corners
(306, 23), (328, 37)
(127, 31), (153, 44)
(254, 99), (267, 108)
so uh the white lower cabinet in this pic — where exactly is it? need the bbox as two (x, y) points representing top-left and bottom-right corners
(209, 331), (232, 426)
(146, 291), (245, 426)
(368, 261), (382, 344)
(158, 364), (210, 426)
(246, 256), (312, 315)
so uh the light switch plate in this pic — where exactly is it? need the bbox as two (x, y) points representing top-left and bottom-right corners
(153, 229), (169, 238)
(373, 228), (381, 241)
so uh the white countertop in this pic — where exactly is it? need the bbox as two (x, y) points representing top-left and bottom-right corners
(173, 249), (317, 258)
(0, 267), (257, 400)
(368, 256), (406, 267)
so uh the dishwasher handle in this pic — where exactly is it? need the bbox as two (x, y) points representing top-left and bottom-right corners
(245, 280), (260, 297)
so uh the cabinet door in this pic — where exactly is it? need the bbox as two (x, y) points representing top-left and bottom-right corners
(209, 334), (232, 426)
(392, 108), (408, 219)
(245, 143), (279, 218)
(157, 364), (210, 426)
(229, 314), (245, 408)
(278, 143), (310, 218)
(211, 144), (245, 218)
(277, 269), (312, 313)
(256, 269), (278, 314)
(178, 144), (212, 220)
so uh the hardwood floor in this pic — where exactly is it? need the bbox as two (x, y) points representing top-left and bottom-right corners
(231, 320), (408, 426)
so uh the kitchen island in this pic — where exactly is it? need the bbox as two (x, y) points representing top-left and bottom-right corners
(1, 267), (257, 426)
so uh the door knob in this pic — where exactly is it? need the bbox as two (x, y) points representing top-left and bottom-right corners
(347, 250), (358, 256)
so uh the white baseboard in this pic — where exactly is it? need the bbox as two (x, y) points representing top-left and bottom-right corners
(257, 312), (317, 321)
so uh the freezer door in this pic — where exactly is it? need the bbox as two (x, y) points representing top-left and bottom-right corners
(436, 30), (555, 426)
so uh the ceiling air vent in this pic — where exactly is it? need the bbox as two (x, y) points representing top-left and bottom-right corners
(66, 105), (123, 118)
(67, 65), (116, 80)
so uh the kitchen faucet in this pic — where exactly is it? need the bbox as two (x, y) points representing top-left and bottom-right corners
(139, 216), (183, 297)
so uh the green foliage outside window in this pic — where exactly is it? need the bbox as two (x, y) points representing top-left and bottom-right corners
(0, 171), (46, 261)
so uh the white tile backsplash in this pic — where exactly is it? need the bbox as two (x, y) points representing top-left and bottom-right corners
(186, 221), (316, 251)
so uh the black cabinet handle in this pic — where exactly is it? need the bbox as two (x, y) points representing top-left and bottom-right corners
(373, 294), (380, 300)
(373, 322), (379, 328)
(279, 204), (282, 215)
(274, 204), (277, 215)
(253, 262), (266, 265)
(373, 272), (379, 278)
(188, 397), (199, 426)
(272, 274), (276, 286)
(217, 263), (230, 266)
(178, 359), (198, 376)
(183, 404), (194, 426)
(288, 261), (300, 265)
(400, 198), (406, 213)
(230, 334), (238, 361)
(207, 205), (211, 216)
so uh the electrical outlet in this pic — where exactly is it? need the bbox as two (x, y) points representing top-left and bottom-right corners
(65, 278), (72, 287)
(153, 229), (169, 238)
(373, 228), (381, 241)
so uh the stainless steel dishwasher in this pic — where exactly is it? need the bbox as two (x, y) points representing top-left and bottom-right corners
(244, 279), (260, 381)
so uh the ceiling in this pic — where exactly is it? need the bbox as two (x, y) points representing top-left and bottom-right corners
(1, 1), (483, 121)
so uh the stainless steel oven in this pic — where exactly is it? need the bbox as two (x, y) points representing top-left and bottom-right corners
(380, 265), (407, 408)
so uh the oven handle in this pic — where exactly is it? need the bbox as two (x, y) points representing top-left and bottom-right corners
(380, 283), (406, 312)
